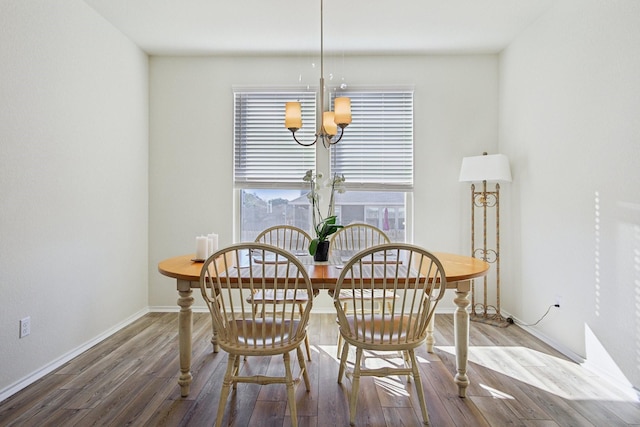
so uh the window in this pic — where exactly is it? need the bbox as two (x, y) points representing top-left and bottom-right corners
(234, 90), (316, 241)
(234, 88), (413, 243)
(331, 90), (414, 242)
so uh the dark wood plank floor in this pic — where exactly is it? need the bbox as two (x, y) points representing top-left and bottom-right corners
(2, 312), (640, 426)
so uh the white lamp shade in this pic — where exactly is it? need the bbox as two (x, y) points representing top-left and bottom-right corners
(459, 153), (512, 183)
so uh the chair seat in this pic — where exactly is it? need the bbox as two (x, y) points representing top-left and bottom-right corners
(229, 318), (301, 346)
(343, 314), (420, 344)
(248, 289), (310, 304)
(337, 289), (397, 301)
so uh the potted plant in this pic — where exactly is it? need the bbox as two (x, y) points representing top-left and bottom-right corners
(303, 170), (346, 261)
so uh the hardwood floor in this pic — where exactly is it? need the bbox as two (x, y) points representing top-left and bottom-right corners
(1, 312), (640, 426)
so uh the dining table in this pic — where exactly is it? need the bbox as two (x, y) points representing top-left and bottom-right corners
(158, 251), (489, 399)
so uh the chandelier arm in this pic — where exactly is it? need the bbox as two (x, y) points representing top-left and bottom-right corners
(291, 131), (318, 147)
(330, 127), (345, 145)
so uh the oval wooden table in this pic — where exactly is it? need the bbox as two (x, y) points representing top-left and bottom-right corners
(158, 251), (489, 398)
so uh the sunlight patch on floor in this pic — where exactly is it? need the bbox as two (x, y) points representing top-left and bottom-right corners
(436, 345), (639, 402)
(374, 376), (411, 397)
(317, 344), (423, 397)
(317, 344), (340, 359)
(479, 383), (515, 399)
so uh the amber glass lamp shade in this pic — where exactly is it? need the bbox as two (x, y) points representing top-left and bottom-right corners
(323, 111), (337, 136)
(334, 97), (352, 126)
(285, 102), (302, 130)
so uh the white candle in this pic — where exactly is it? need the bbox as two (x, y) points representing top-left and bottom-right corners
(196, 236), (208, 260)
(208, 233), (219, 255)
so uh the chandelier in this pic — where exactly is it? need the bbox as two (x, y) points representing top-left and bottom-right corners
(284, 0), (352, 148)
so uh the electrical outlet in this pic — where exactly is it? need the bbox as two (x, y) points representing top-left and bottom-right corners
(20, 317), (30, 338)
(555, 295), (562, 308)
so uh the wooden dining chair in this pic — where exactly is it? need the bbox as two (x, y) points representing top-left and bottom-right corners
(330, 223), (394, 356)
(251, 225), (313, 361)
(333, 243), (447, 426)
(200, 242), (313, 427)
(254, 224), (312, 254)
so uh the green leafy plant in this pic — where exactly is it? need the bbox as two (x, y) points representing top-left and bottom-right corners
(303, 170), (346, 255)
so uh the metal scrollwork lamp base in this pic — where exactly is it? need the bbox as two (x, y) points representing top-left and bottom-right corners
(459, 153), (512, 327)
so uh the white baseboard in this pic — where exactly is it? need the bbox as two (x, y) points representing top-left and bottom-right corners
(500, 310), (584, 363)
(0, 308), (149, 404)
(148, 305), (210, 313)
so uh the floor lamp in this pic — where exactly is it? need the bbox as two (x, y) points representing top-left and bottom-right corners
(459, 152), (512, 327)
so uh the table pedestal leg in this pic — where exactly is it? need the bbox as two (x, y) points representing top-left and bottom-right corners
(177, 280), (194, 397)
(454, 280), (471, 397)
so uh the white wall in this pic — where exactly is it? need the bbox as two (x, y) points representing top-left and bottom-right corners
(0, 0), (149, 396)
(149, 54), (499, 311)
(500, 0), (640, 388)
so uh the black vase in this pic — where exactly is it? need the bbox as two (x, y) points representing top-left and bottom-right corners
(313, 240), (330, 262)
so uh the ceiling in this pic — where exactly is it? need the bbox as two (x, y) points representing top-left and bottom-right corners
(83, 0), (557, 56)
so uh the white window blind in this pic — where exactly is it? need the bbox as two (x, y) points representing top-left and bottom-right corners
(331, 90), (414, 190)
(234, 91), (316, 187)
